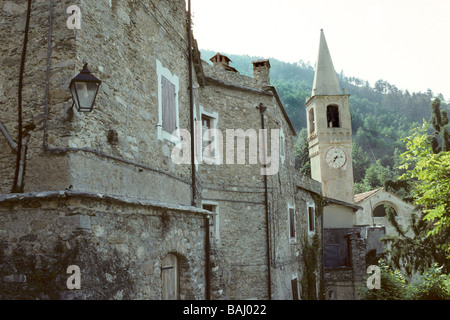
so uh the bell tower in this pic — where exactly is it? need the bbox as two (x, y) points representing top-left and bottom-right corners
(305, 30), (355, 204)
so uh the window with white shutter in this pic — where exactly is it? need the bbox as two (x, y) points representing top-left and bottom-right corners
(162, 76), (177, 134)
(156, 59), (180, 142)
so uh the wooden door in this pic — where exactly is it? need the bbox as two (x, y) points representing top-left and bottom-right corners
(162, 253), (179, 300)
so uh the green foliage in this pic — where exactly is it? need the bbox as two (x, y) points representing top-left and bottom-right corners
(352, 141), (370, 183)
(383, 100), (450, 275)
(398, 121), (450, 250)
(358, 260), (408, 300)
(354, 159), (395, 194)
(429, 98), (450, 153)
(359, 261), (450, 300)
(407, 264), (450, 300)
(300, 233), (323, 300)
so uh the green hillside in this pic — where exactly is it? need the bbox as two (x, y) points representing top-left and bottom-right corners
(199, 49), (450, 193)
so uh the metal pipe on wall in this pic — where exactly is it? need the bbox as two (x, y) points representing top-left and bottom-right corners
(257, 103), (272, 300)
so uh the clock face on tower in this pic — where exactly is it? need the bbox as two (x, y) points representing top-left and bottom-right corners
(325, 147), (347, 169)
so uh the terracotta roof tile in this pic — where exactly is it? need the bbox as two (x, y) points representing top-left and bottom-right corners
(354, 188), (383, 203)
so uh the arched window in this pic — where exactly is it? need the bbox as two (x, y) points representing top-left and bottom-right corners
(373, 204), (397, 218)
(327, 105), (340, 128)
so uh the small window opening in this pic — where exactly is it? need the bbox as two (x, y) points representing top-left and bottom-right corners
(373, 204), (397, 218)
(289, 207), (296, 240)
(309, 108), (315, 134)
(203, 204), (217, 241)
(327, 105), (340, 128)
(308, 206), (315, 233)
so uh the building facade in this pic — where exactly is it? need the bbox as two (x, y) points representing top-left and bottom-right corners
(0, 0), (322, 300)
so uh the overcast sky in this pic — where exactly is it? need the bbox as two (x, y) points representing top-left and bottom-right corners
(191, 0), (450, 101)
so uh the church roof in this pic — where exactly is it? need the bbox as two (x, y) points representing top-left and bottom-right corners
(312, 29), (342, 96)
(354, 188), (383, 204)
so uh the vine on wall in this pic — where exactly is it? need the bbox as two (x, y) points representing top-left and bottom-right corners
(300, 193), (325, 300)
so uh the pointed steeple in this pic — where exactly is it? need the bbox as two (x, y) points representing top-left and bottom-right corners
(312, 29), (342, 96)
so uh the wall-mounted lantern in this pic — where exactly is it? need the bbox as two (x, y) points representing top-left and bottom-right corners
(69, 63), (102, 112)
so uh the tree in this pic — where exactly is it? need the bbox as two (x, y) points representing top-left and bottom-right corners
(355, 160), (394, 194)
(359, 261), (450, 300)
(352, 141), (370, 183)
(429, 98), (450, 153)
(397, 122), (450, 256)
(358, 260), (408, 300)
(383, 100), (450, 275)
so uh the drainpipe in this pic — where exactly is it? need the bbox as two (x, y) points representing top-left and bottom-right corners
(257, 103), (272, 300)
(187, 0), (197, 207)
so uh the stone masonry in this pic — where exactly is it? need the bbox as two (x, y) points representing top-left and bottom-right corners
(0, 0), (323, 300)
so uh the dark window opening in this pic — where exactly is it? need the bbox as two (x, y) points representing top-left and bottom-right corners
(289, 208), (296, 239)
(327, 105), (340, 128)
(308, 206), (315, 232)
(373, 204), (397, 218)
(291, 278), (299, 300)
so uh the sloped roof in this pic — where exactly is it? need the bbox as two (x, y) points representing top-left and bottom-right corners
(354, 188), (383, 204)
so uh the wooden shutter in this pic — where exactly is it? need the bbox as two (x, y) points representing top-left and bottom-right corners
(291, 278), (299, 300)
(289, 208), (295, 239)
(161, 76), (176, 133)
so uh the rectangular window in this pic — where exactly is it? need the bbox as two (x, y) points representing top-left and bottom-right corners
(156, 59), (179, 142)
(288, 205), (296, 243)
(198, 107), (219, 164)
(161, 76), (177, 134)
(327, 105), (340, 128)
(202, 114), (213, 155)
(202, 203), (219, 243)
(291, 278), (299, 300)
(308, 204), (316, 235)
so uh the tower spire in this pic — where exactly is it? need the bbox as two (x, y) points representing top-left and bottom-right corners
(312, 29), (342, 96)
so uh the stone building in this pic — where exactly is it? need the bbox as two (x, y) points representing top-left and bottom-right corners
(0, 0), (323, 300)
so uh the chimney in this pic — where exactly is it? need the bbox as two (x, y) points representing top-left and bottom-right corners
(210, 53), (238, 73)
(253, 59), (271, 86)
(210, 53), (231, 67)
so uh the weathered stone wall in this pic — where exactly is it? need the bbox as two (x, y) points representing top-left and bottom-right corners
(0, 192), (207, 300)
(196, 57), (323, 300)
(0, 0), (194, 204)
(1, 0), (325, 301)
(0, 0), (77, 194)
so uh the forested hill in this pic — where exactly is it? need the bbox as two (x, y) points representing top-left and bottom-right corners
(200, 49), (450, 192)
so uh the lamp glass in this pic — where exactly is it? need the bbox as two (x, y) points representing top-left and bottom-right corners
(71, 80), (100, 112)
